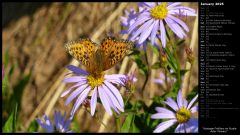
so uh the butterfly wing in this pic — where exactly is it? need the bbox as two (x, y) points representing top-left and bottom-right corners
(65, 38), (97, 72)
(99, 37), (134, 71)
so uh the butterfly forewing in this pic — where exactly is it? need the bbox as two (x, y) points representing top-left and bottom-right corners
(65, 39), (96, 68)
(99, 37), (134, 71)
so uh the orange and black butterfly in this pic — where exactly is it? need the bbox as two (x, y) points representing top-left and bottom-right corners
(65, 37), (134, 76)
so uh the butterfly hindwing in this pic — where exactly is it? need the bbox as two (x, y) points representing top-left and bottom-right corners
(99, 37), (134, 70)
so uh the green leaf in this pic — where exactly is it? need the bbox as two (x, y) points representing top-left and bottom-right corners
(8, 64), (15, 78)
(171, 69), (189, 77)
(27, 120), (38, 132)
(10, 72), (32, 110)
(176, 39), (185, 46)
(164, 47), (178, 73)
(71, 118), (81, 132)
(151, 62), (161, 69)
(121, 113), (135, 132)
(128, 48), (140, 56)
(132, 54), (148, 76)
(152, 96), (165, 105)
(3, 103), (18, 132)
(4, 48), (9, 66)
(131, 121), (140, 133)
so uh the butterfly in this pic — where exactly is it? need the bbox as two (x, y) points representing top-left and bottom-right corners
(65, 37), (134, 77)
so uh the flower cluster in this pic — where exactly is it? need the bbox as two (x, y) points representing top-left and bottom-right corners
(121, 2), (196, 48)
(151, 90), (198, 133)
(36, 111), (72, 133)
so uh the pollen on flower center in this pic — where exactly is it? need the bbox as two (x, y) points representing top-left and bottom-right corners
(176, 107), (191, 123)
(150, 3), (168, 20)
(87, 73), (105, 88)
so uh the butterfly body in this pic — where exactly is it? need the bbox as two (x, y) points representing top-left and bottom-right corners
(65, 37), (133, 77)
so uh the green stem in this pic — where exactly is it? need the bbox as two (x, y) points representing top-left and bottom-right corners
(186, 62), (194, 94)
(166, 31), (181, 86)
(173, 48), (181, 85)
(141, 50), (149, 94)
(114, 113), (121, 132)
(124, 93), (133, 106)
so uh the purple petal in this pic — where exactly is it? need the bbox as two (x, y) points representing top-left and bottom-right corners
(159, 20), (167, 48)
(138, 20), (155, 44)
(36, 115), (54, 132)
(167, 2), (182, 8)
(169, 6), (196, 15)
(120, 16), (128, 26)
(70, 87), (91, 118)
(54, 111), (59, 129)
(90, 88), (98, 116)
(61, 81), (86, 97)
(183, 99), (188, 108)
(102, 84), (124, 112)
(56, 112), (65, 131)
(119, 30), (128, 35)
(63, 76), (86, 83)
(165, 97), (179, 111)
(177, 90), (184, 108)
(63, 120), (71, 132)
(128, 13), (151, 33)
(155, 107), (176, 116)
(44, 115), (52, 126)
(136, 11), (150, 21)
(65, 84), (89, 105)
(104, 93), (120, 114)
(165, 17), (184, 39)
(141, 2), (156, 8)
(105, 75), (126, 86)
(190, 106), (198, 113)
(169, 9), (197, 16)
(167, 15), (189, 32)
(187, 94), (198, 109)
(36, 118), (44, 128)
(151, 113), (175, 119)
(154, 79), (164, 85)
(104, 81), (124, 107)
(150, 20), (159, 45)
(130, 19), (154, 41)
(66, 65), (88, 75)
(175, 123), (185, 133)
(98, 86), (112, 115)
(185, 118), (198, 133)
(105, 74), (126, 80)
(153, 119), (177, 133)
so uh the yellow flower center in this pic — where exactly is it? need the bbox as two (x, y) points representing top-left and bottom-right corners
(87, 73), (104, 89)
(176, 107), (191, 123)
(150, 3), (168, 20)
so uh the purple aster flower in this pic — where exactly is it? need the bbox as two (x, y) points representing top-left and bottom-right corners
(120, 9), (138, 34)
(36, 111), (72, 133)
(121, 71), (137, 94)
(151, 90), (198, 133)
(61, 65), (126, 118)
(125, 2), (196, 48)
(120, 8), (150, 51)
